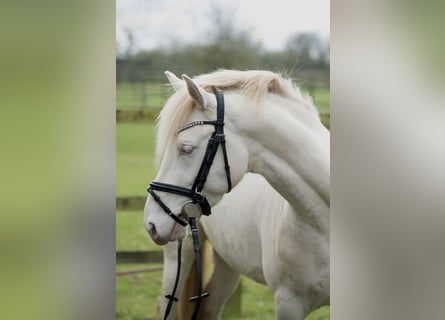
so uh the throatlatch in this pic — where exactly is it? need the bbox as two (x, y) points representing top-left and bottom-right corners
(147, 88), (231, 320)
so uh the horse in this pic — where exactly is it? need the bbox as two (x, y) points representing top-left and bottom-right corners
(144, 69), (330, 319)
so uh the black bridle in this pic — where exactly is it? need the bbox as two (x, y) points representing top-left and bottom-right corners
(147, 87), (231, 320)
(148, 87), (231, 225)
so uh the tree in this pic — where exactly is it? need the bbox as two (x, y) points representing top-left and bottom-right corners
(285, 32), (329, 70)
(199, 2), (262, 70)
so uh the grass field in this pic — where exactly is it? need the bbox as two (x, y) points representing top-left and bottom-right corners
(116, 83), (330, 319)
(117, 123), (157, 197)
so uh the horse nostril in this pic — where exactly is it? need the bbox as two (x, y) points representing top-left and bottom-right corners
(147, 222), (157, 236)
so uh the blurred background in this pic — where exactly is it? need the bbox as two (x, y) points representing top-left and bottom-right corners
(116, 1), (330, 111)
(1, 1), (444, 320)
(116, 0), (329, 319)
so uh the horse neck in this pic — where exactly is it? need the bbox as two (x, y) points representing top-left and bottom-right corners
(229, 95), (330, 232)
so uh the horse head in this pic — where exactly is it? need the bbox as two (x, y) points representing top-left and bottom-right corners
(144, 71), (248, 244)
(144, 69), (329, 244)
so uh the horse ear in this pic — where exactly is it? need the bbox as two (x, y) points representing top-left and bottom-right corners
(164, 71), (184, 91)
(182, 74), (213, 110)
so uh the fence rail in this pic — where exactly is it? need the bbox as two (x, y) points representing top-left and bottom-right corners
(116, 109), (159, 123)
(117, 196), (146, 211)
(116, 266), (163, 276)
(117, 250), (163, 264)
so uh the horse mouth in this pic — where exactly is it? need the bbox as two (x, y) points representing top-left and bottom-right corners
(146, 219), (186, 245)
(152, 236), (168, 245)
(167, 220), (186, 242)
(146, 222), (169, 245)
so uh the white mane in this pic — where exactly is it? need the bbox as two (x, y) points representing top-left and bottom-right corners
(156, 69), (317, 163)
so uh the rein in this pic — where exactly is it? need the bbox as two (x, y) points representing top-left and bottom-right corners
(147, 88), (231, 320)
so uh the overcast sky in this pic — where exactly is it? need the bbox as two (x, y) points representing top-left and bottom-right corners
(116, 0), (329, 54)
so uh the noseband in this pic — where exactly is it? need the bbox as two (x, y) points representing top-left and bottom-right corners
(147, 87), (232, 225)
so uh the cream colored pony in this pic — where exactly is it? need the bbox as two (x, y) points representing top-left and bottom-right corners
(144, 70), (330, 319)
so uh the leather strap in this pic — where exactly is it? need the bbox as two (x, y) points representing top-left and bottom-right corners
(191, 88), (231, 193)
(148, 182), (211, 217)
(161, 220), (209, 320)
(188, 217), (209, 319)
(147, 188), (188, 226)
(163, 239), (183, 320)
(220, 135), (232, 192)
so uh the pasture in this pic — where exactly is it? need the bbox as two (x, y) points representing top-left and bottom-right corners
(116, 82), (330, 319)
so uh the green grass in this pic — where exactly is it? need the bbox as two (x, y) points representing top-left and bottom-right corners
(236, 278), (275, 319)
(117, 123), (157, 196)
(309, 87), (330, 114)
(117, 265), (328, 320)
(116, 264), (163, 320)
(116, 210), (159, 251)
(116, 267), (275, 320)
(307, 306), (330, 320)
